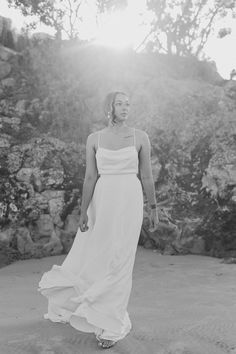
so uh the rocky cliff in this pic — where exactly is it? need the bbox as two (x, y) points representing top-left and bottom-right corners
(0, 39), (236, 267)
(0, 44), (86, 265)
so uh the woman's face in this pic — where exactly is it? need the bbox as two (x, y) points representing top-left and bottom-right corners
(113, 93), (130, 121)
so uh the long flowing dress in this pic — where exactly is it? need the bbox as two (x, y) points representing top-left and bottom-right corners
(37, 128), (144, 341)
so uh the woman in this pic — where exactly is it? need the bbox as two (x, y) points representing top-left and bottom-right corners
(38, 91), (159, 349)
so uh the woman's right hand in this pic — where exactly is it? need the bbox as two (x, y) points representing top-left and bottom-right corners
(78, 213), (89, 232)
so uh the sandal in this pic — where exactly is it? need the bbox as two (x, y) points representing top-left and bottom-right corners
(96, 334), (117, 349)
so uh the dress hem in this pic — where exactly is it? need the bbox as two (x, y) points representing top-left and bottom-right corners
(38, 264), (132, 340)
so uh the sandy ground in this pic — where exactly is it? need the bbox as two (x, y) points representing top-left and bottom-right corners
(0, 246), (236, 354)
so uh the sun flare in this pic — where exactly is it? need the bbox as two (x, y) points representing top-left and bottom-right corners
(94, 1), (148, 50)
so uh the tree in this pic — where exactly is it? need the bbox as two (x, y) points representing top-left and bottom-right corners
(7, 0), (86, 40)
(145, 0), (236, 57)
(95, 0), (127, 13)
(0, 16), (15, 49)
(7, 0), (128, 40)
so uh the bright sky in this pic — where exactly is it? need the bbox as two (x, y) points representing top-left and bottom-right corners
(1, 0), (236, 79)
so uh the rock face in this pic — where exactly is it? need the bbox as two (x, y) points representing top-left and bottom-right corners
(0, 45), (85, 261)
(0, 41), (236, 266)
(0, 134), (84, 259)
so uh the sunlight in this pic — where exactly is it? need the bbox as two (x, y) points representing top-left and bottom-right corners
(94, 1), (147, 50)
(94, 12), (134, 49)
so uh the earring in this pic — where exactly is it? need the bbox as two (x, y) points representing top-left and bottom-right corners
(107, 111), (111, 119)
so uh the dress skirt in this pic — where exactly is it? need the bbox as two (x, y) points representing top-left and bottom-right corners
(38, 173), (143, 341)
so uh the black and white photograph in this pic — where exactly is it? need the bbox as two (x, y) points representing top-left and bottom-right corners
(0, 0), (236, 353)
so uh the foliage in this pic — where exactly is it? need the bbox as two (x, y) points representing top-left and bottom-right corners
(0, 17), (33, 52)
(14, 28), (31, 52)
(0, 17), (15, 49)
(95, 0), (127, 12)
(1, 37), (236, 255)
(6, 0), (236, 58)
(129, 58), (236, 225)
(20, 40), (92, 142)
(8, 0), (65, 38)
(14, 42), (236, 246)
(7, 0), (128, 40)
(218, 27), (232, 38)
(195, 204), (236, 257)
(201, 110), (236, 202)
(146, 0), (236, 57)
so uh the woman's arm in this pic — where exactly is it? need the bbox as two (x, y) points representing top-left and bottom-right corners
(80, 133), (99, 215)
(138, 131), (157, 207)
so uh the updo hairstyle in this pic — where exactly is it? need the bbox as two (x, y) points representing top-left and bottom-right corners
(103, 91), (127, 126)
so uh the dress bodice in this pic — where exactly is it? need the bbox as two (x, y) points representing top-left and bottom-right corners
(95, 129), (139, 175)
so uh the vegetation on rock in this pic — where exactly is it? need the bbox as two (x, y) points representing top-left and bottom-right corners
(0, 30), (236, 267)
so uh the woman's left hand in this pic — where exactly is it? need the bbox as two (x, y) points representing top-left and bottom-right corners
(148, 209), (160, 232)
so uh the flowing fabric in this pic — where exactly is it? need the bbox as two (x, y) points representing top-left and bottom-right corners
(38, 128), (144, 341)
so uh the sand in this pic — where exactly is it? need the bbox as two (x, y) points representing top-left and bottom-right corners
(0, 246), (236, 354)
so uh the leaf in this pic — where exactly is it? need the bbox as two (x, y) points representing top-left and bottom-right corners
(218, 27), (232, 38)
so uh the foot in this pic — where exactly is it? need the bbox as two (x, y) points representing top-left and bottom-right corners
(96, 335), (117, 349)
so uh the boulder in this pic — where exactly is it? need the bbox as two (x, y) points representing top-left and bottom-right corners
(16, 167), (38, 184)
(60, 230), (74, 253)
(31, 172), (43, 192)
(16, 227), (36, 255)
(64, 214), (80, 236)
(34, 214), (54, 240)
(40, 168), (64, 188)
(143, 237), (156, 249)
(34, 193), (48, 210)
(149, 221), (180, 250)
(42, 190), (65, 200)
(42, 229), (63, 256)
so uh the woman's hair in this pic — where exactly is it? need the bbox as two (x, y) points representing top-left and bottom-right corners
(103, 91), (128, 125)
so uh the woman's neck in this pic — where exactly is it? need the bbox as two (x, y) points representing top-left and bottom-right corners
(107, 121), (127, 131)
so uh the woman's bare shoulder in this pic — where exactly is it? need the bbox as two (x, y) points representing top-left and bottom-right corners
(87, 129), (103, 139)
(134, 128), (149, 140)
(87, 130), (105, 148)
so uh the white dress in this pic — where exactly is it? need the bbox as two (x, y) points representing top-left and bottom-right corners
(37, 128), (144, 341)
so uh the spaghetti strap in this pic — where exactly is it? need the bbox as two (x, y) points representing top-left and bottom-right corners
(98, 131), (100, 148)
(133, 128), (136, 147)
